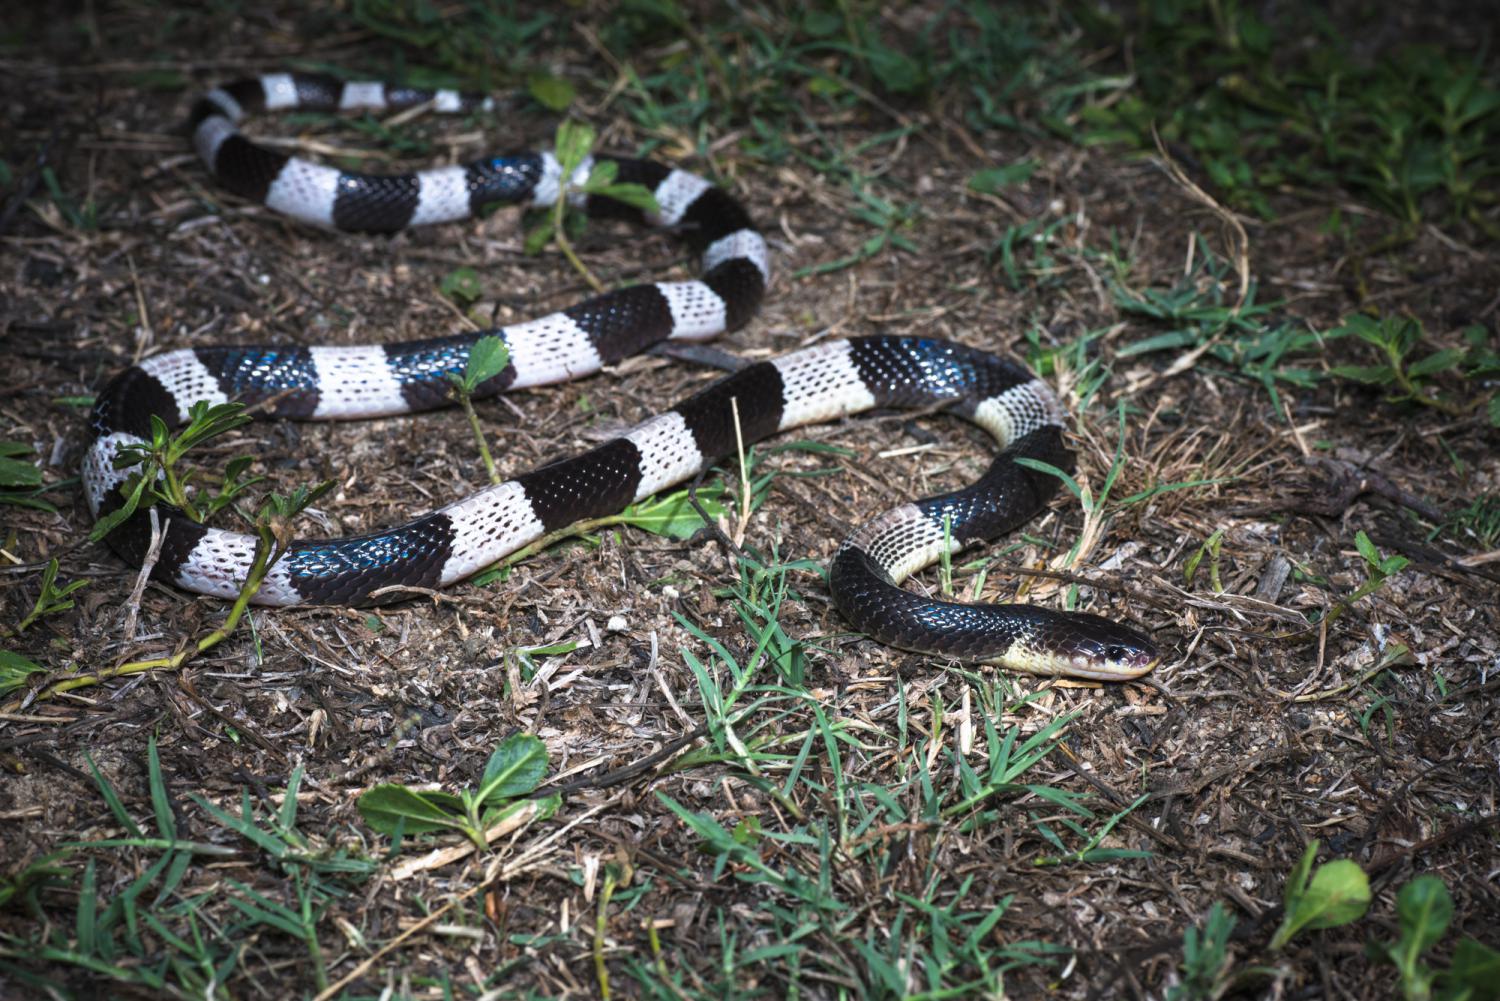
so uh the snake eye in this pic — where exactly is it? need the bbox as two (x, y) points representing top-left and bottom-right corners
(1105, 644), (1128, 662)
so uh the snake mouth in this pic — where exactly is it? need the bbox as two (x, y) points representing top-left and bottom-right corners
(991, 657), (1160, 681)
(1086, 656), (1160, 681)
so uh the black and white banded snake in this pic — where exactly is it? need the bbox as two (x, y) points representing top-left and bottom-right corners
(83, 73), (1158, 680)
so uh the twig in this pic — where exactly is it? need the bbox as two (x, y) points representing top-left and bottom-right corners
(120, 506), (165, 643)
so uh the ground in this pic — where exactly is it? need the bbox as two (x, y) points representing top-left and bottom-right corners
(1, 3), (1498, 999)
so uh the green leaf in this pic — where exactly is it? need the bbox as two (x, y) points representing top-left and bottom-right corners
(584, 159), (618, 187)
(1488, 396), (1500, 428)
(76, 859), (97, 956)
(1116, 329), (1201, 357)
(731, 816), (763, 847)
(590, 182), (659, 213)
(523, 217), (555, 255)
(226, 884), (306, 938)
(525, 641), (579, 657)
(555, 119), (595, 174)
(527, 73), (575, 112)
(278, 764), (303, 832)
(866, 43), (922, 93)
(0, 453), (42, 488)
(87, 752), (144, 838)
(1299, 860), (1371, 928)
(170, 401), (252, 461)
(260, 480), (334, 522)
(1330, 313), (1385, 346)
(967, 161), (1037, 193)
(1012, 456), (1083, 501)
(478, 792), (561, 832)
(657, 792), (737, 853)
(356, 784), (464, 836)
(147, 734), (177, 841)
(0, 648), (46, 694)
(1396, 875), (1453, 959)
(1407, 348), (1464, 379)
(1329, 364), (1396, 384)
(1447, 938), (1500, 998)
(0, 492), (57, 512)
(224, 455), (254, 482)
(189, 793), (289, 859)
(616, 486), (727, 539)
(88, 473), (150, 542)
(1354, 530), (1381, 568)
(464, 335), (511, 388)
(476, 733), (549, 805)
(439, 266), (482, 306)
(1271, 842), (1371, 949)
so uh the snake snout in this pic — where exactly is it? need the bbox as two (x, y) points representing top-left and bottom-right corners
(1059, 614), (1159, 679)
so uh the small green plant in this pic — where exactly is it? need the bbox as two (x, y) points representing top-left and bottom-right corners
(1367, 875), (1500, 1001)
(1014, 399), (1215, 589)
(39, 164), (100, 230)
(788, 130), (920, 278)
(0, 441), (56, 511)
(448, 334), (511, 485)
(0, 649), (46, 697)
(438, 265), (483, 309)
(968, 160), (1038, 194)
(526, 119), (659, 291)
(987, 216), (1072, 292)
(1076, 6), (1500, 233)
(1270, 840), (1371, 949)
(1108, 237), (1337, 415)
(1169, 902), (1238, 1001)
(0, 734), (376, 996)
(1438, 492), (1500, 550)
(357, 733), (559, 850)
(90, 400), (260, 540)
(1, 558), (88, 695)
(1029, 792), (1152, 866)
(2, 558), (86, 641)
(1349, 530), (1410, 605)
(527, 72), (574, 111)
(12, 484), (330, 711)
(1330, 315), (1498, 423)
(1184, 528), (1226, 593)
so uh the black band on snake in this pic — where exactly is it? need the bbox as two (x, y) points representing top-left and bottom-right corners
(83, 73), (1158, 681)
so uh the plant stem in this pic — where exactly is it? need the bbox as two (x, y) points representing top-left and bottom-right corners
(594, 868), (616, 1000)
(459, 392), (501, 485)
(552, 188), (605, 294)
(3, 531), (275, 711)
(161, 461), (201, 522)
(1390, 363), (1466, 417)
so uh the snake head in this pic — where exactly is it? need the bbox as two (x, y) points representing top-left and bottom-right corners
(991, 609), (1160, 680)
(1055, 612), (1159, 679)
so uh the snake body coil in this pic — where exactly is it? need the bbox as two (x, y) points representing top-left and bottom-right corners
(83, 73), (1157, 680)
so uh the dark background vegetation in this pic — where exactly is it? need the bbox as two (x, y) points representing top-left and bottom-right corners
(1, 1), (1497, 998)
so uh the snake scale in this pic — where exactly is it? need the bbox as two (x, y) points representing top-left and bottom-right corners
(83, 73), (1158, 680)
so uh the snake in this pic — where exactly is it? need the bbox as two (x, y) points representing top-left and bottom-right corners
(82, 73), (1158, 681)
